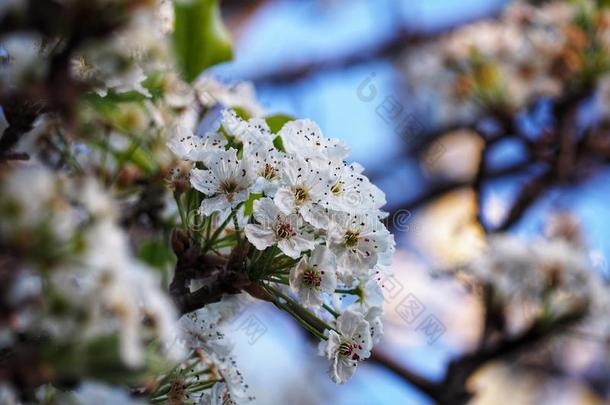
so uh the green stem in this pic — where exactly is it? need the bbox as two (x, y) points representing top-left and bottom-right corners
(232, 208), (243, 258)
(186, 379), (221, 392)
(335, 288), (359, 295)
(259, 283), (328, 339)
(267, 284), (336, 333)
(323, 303), (340, 318)
(203, 203), (244, 252)
(175, 192), (187, 230)
(264, 277), (289, 285)
(274, 297), (328, 340)
(272, 258), (299, 272)
(205, 214), (212, 241)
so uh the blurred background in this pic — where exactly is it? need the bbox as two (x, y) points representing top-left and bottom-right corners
(202, 0), (610, 404)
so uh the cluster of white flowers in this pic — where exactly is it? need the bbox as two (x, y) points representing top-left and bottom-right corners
(464, 233), (610, 332)
(70, 0), (171, 98)
(175, 295), (255, 404)
(169, 109), (394, 384)
(402, 0), (607, 115)
(0, 165), (181, 371)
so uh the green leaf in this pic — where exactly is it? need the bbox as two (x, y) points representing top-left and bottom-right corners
(244, 192), (263, 216)
(138, 239), (176, 270)
(118, 145), (159, 175)
(173, 0), (233, 82)
(265, 114), (294, 152)
(265, 114), (294, 133)
(273, 135), (285, 152)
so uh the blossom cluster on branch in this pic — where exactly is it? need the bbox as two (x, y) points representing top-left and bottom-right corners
(403, 0), (610, 123)
(167, 106), (394, 384)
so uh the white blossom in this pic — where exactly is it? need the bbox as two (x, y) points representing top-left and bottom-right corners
(328, 212), (393, 283)
(274, 156), (331, 228)
(167, 125), (226, 162)
(466, 235), (597, 317)
(245, 198), (314, 258)
(363, 306), (384, 345)
(179, 309), (233, 357)
(278, 119), (349, 163)
(289, 246), (337, 308)
(322, 162), (386, 214)
(191, 148), (255, 218)
(319, 309), (372, 384)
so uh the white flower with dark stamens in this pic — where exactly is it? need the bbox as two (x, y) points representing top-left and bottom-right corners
(190, 149), (255, 218)
(278, 119), (349, 162)
(245, 134), (285, 197)
(167, 125), (226, 163)
(328, 213), (392, 282)
(289, 246), (337, 308)
(245, 198), (314, 258)
(322, 162), (386, 213)
(222, 110), (286, 196)
(178, 309), (232, 358)
(319, 309), (372, 384)
(274, 157), (331, 228)
(249, 147), (284, 196)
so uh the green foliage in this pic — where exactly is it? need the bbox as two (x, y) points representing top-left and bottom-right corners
(172, 0), (233, 82)
(244, 192), (263, 216)
(265, 114), (294, 134)
(138, 239), (176, 270)
(265, 114), (294, 152)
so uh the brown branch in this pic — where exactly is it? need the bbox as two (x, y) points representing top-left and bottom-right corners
(386, 159), (532, 218)
(0, 153), (30, 162)
(169, 229), (250, 315)
(493, 169), (554, 232)
(0, 99), (45, 155)
(373, 307), (586, 405)
(370, 351), (441, 403)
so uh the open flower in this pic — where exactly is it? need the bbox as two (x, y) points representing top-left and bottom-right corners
(190, 149), (255, 218)
(289, 246), (337, 308)
(245, 198), (315, 258)
(328, 213), (393, 282)
(179, 309), (232, 358)
(245, 136), (285, 197)
(322, 162), (386, 214)
(167, 125), (226, 163)
(274, 157), (331, 228)
(319, 309), (372, 384)
(278, 118), (349, 163)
